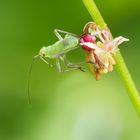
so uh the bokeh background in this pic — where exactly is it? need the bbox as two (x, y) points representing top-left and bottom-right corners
(0, 0), (140, 140)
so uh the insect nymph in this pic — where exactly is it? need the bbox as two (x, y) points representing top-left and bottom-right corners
(28, 29), (87, 103)
(35, 29), (86, 72)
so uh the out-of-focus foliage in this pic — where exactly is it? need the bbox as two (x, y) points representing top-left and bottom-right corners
(0, 0), (140, 140)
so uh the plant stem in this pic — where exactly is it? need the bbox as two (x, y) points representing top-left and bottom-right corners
(82, 0), (140, 117)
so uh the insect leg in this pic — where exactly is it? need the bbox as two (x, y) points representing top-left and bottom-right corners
(54, 29), (63, 40)
(57, 55), (96, 72)
(62, 67), (82, 72)
(54, 29), (79, 40)
(55, 58), (62, 72)
(55, 57), (78, 72)
(59, 55), (85, 72)
(39, 56), (53, 67)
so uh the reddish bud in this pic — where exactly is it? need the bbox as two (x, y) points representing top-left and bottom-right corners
(80, 34), (96, 52)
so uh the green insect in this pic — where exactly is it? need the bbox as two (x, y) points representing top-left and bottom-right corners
(28, 29), (87, 104)
(33, 29), (86, 72)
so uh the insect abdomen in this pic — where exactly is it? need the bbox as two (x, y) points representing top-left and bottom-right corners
(47, 36), (79, 57)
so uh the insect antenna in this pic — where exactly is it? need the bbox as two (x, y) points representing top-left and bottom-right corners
(28, 55), (39, 105)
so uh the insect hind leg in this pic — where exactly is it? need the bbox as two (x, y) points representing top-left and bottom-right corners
(54, 57), (80, 73)
(59, 55), (85, 72)
(54, 29), (63, 40)
(54, 29), (79, 40)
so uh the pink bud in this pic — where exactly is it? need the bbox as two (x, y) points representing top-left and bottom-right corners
(80, 34), (96, 52)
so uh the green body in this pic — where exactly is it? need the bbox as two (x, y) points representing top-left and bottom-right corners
(39, 35), (79, 58)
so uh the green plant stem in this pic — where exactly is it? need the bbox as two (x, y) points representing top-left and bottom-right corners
(82, 0), (140, 117)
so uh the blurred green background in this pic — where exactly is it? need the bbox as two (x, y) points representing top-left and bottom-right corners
(0, 0), (140, 140)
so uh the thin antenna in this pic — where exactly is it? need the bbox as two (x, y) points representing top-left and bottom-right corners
(27, 55), (39, 105)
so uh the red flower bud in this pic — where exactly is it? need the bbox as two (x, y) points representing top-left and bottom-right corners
(80, 34), (96, 52)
